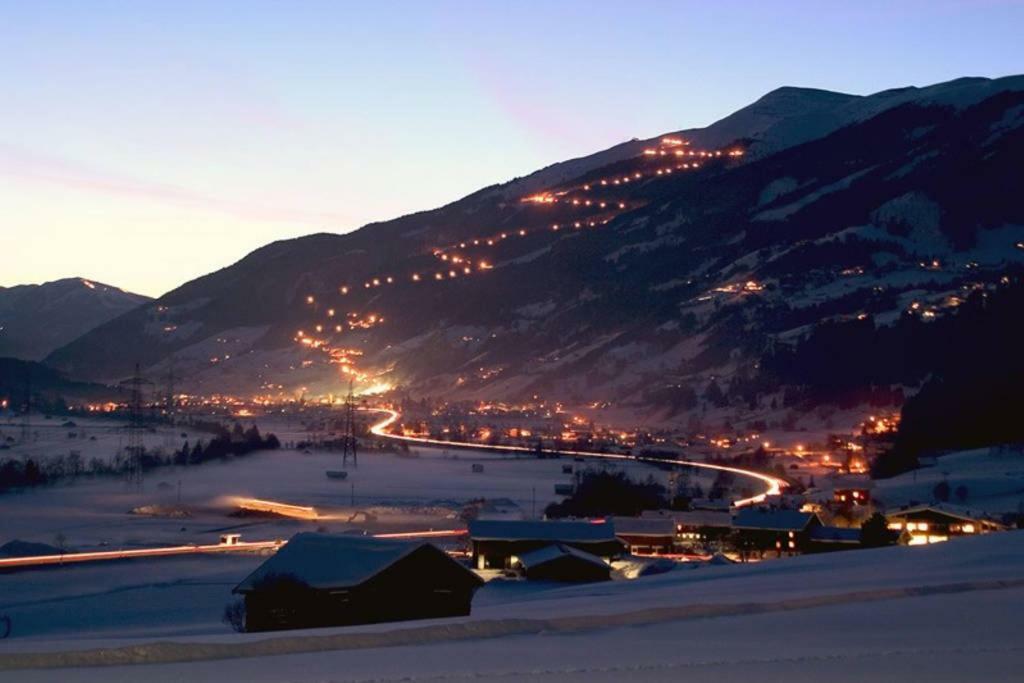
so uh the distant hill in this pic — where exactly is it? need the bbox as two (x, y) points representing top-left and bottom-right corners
(0, 278), (149, 361)
(45, 76), (1024, 423)
(0, 357), (117, 409)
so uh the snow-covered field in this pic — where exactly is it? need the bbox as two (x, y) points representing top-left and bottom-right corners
(5, 417), (1024, 680)
(875, 445), (1024, 515)
(2, 532), (1023, 681)
(1, 412), (703, 552)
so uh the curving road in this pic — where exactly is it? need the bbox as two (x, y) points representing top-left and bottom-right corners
(365, 408), (786, 507)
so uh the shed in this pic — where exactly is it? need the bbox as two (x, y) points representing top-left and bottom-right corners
(468, 519), (624, 569)
(516, 543), (611, 582)
(233, 533), (483, 632)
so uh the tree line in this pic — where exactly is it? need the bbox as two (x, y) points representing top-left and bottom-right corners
(0, 422), (280, 492)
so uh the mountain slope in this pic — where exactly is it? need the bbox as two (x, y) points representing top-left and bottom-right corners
(0, 278), (149, 361)
(46, 76), (1024, 421)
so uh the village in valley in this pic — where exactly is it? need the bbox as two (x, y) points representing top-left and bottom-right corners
(1, 383), (1019, 644)
(3, 4), (1024, 679)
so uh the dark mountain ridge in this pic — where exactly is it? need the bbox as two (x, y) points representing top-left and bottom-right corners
(45, 76), (1024, 423)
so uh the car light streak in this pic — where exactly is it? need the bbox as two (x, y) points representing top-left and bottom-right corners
(373, 529), (467, 539)
(0, 540), (285, 569)
(365, 408), (785, 507)
(232, 496), (320, 520)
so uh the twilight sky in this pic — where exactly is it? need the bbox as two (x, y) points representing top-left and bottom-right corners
(2, 1), (1021, 297)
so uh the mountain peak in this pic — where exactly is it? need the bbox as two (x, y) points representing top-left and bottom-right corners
(0, 278), (150, 361)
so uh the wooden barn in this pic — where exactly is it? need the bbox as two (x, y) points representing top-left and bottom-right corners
(233, 533), (484, 632)
(732, 508), (823, 557)
(516, 543), (611, 582)
(468, 519), (624, 569)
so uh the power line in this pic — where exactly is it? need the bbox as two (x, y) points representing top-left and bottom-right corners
(121, 364), (152, 489)
(342, 378), (358, 469)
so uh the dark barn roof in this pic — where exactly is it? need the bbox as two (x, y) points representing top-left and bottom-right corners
(809, 526), (862, 544)
(469, 519), (617, 543)
(733, 508), (819, 532)
(612, 517), (676, 538)
(234, 533), (482, 593)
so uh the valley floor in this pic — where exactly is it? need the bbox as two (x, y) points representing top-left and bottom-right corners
(2, 531), (1023, 682)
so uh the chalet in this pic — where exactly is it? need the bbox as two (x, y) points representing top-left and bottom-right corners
(515, 543), (611, 582)
(675, 510), (733, 543)
(233, 533), (484, 632)
(640, 509), (733, 545)
(830, 474), (874, 509)
(833, 487), (872, 507)
(732, 508), (823, 556)
(468, 519), (624, 569)
(612, 517), (675, 555)
(885, 504), (1005, 545)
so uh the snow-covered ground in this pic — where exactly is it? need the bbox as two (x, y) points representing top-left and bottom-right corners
(5, 416), (1023, 680)
(1, 431), (688, 552)
(875, 445), (1024, 515)
(1, 532), (1023, 681)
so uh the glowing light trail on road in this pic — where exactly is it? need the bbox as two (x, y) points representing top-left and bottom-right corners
(366, 408), (785, 507)
(0, 540), (285, 569)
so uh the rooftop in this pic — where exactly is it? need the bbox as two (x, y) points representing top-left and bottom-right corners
(517, 543), (609, 570)
(469, 519), (617, 543)
(234, 532), (480, 593)
(733, 508), (819, 532)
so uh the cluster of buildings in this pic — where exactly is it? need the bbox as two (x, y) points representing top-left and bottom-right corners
(233, 497), (1008, 633)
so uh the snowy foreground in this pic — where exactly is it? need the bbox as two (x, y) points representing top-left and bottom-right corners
(2, 531), (1023, 682)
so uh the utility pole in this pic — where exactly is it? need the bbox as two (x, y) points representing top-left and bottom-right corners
(121, 364), (151, 490)
(342, 377), (358, 469)
(19, 367), (31, 444)
(162, 360), (179, 449)
(164, 359), (177, 417)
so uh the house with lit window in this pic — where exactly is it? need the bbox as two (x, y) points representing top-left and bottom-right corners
(833, 487), (872, 507)
(468, 519), (624, 569)
(641, 509), (733, 545)
(884, 504), (1005, 545)
(732, 508), (823, 557)
(612, 516), (676, 554)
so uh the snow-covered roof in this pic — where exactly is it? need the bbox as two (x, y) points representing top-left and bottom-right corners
(672, 510), (734, 528)
(884, 503), (1004, 527)
(612, 517), (675, 537)
(640, 508), (734, 528)
(517, 543), (609, 571)
(733, 508), (819, 532)
(234, 533), (479, 593)
(469, 519), (617, 543)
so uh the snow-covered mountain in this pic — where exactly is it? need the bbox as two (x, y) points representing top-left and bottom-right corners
(0, 278), (149, 361)
(45, 76), (1024, 420)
